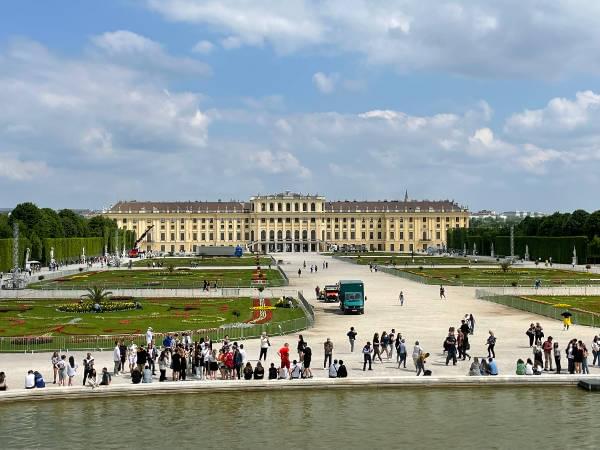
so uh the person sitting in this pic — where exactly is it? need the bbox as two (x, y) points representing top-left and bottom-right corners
(131, 367), (142, 384)
(99, 367), (112, 385)
(328, 359), (340, 378)
(487, 358), (498, 375)
(34, 371), (46, 388)
(25, 370), (35, 389)
(0, 371), (6, 391)
(479, 358), (489, 376)
(268, 363), (278, 380)
(142, 365), (153, 383)
(253, 362), (265, 380)
(533, 362), (543, 375)
(468, 357), (481, 376)
(243, 362), (254, 380)
(525, 358), (534, 375)
(516, 359), (526, 375)
(290, 360), (302, 379)
(337, 360), (348, 378)
(86, 369), (98, 388)
(279, 366), (289, 380)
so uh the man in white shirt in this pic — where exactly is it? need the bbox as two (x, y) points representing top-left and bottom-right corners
(146, 327), (153, 346)
(290, 360), (302, 379)
(113, 341), (121, 376)
(25, 370), (35, 389)
(259, 332), (270, 361)
(328, 359), (340, 378)
(239, 344), (247, 364)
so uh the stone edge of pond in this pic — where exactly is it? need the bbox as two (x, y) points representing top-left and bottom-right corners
(1, 375), (597, 403)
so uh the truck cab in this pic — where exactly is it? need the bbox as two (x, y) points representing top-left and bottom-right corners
(323, 284), (339, 302)
(338, 280), (365, 314)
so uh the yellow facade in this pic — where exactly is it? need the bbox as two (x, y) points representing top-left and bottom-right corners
(104, 192), (469, 253)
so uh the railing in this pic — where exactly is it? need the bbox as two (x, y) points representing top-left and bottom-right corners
(0, 290), (312, 353)
(476, 289), (600, 328)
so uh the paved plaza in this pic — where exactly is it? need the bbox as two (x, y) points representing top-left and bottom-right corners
(1, 253), (599, 394)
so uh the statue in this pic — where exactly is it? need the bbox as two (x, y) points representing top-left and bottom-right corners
(473, 242), (477, 256)
(490, 242), (495, 258)
(463, 243), (466, 255)
(525, 245), (530, 261)
(25, 247), (31, 271)
(50, 246), (55, 264)
(572, 246), (577, 266)
(104, 245), (108, 257)
(81, 247), (86, 264)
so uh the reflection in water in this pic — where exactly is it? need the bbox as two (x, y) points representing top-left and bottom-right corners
(0, 387), (595, 449)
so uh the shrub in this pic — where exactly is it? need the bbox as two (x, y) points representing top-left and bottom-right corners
(418, 266), (424, 271)
(586, 264), (592, 271)
(38, 275), (45, 281)
(78, 267), (84, 272)
(454, 274), (460, 279)
(57, 301), (136, 313)
(500, 261), (511, 273)
(511, 281), (518, 287)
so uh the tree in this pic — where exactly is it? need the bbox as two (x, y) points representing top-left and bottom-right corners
(584, 210), (600, 239)
(9, 202), (42, 235)
(36, 208), (65, 238)
(59, 209), (88, 237)
(562, 209), (589, 236)
(0, 214), (11, 238)
(80, 287), (113, 303)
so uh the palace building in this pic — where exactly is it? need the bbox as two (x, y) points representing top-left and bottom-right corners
(103, 192), (469, 253)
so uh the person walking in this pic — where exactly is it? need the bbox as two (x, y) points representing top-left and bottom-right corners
(468, 314), (475, 334)
(372, 333), (383, 363)
(323, 338), (334, 369)
(439, 285), (446, 300)
(362, 342), (373, 371)
(278, 343), (291, 371)
(347, 327), (357, 352)
(298, 268), (302, 278)
(486, 331), (496, 358)
(399, 291), (404, 306)
(534, 323), (544, 346)
(397, 339), (407, 368)
(302, 343), (313, 378)
(526, 324), (535, 348)
(461, 332), (471, 360)
(445, 332), (457, 366)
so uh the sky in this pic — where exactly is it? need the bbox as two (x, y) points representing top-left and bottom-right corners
(1, 1), (600, 213)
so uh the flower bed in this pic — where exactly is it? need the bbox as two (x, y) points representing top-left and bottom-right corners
(57, 301), (136, 313)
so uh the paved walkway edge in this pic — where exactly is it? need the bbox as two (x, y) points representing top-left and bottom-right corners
(1, 375), (597, 403)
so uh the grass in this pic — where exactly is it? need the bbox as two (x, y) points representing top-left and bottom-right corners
(525, 296), (600, 315)
(0, 297), (305, 336)
(132, 256), (273, 267)
(348, 256), (481, 266)
(29, 268), (285, 289)
(395, 267), (600, 286)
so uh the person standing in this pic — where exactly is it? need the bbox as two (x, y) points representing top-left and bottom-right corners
(412, 341), (422, 372)
(526, 324), (535, 348)
(323, 338), (334, 369)
(259, 332), (270, 361)
(445, 332), (457, 366)
(278, 343), (291, 370)
(468, 314), (475, 334)
(486, 331), (496, 358)
(298, 268), (302, 278)
(146, 327), (153, 346)
(113, 341), (121, 376)
(67, 356), (77, 386)
(347, 327), (357, 352)
(439, 285), (446, 300)
(554, 342), (561, 374)
(362, 342), (373, 371)
(302, 343), (313, 378)
(50, 351), (61, 385)
(82, 353), (94, 386)
(399, 291), (405, 306)
(542, 336), (553, 371)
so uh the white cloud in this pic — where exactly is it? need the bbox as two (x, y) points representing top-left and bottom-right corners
(192, 40), (215, 54)
(91, 30), (210, 76)
(0, 155), (49, 181)
(312, 72), (338, 94)
(246, 150), (311, 177)
(146, 0), (600, 78)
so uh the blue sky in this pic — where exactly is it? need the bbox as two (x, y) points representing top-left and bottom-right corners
(1, 0), (600, 212)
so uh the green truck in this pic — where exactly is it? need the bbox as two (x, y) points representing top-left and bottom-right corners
(338, 280), (365, 314)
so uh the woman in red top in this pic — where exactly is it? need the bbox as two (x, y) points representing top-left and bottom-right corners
(278, 343), (290, 369)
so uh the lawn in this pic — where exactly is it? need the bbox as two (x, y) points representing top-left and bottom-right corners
(526, 296), (600, 315)
(347, 256), (481, 266)
(0, 297), (305, 337)
(395, 267), (600, 287)
(132, 256), (273, 268)
(29, 268), (285, 289)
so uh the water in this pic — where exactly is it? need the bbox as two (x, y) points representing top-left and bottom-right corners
(0, 386), (596, 449)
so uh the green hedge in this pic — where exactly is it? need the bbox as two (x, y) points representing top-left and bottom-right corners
(43, 237), (105, 263)
(494, 236), (588, 263)
(0, 239), (31, 272)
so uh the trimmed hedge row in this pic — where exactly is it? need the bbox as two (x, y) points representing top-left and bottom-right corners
(43, 237), (104, 263)
(0, 238), (31, 272)
(495, 236), (588, 264)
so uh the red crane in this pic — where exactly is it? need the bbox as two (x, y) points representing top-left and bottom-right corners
(128, 225), (155, 258)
